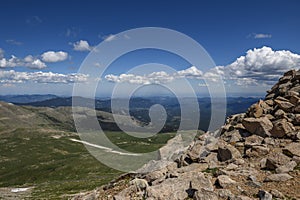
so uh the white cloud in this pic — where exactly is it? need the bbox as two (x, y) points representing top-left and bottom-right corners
(105, 66), (201, 85)
(30, 59), (47, 69)
(204, 46), (300, 85)
(0, 55), (47, 69)
(177, 66), (203, 78)
(72, 40), (93, 51)
(248, 33), (272, 39)
(0, 70), (89, 84)
(0, 50), (68, 69)
(24, 55), (34, 62)
(41, 51), (68, 62)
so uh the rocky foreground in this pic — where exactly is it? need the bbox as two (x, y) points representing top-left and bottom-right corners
(73, 70), (300, 200)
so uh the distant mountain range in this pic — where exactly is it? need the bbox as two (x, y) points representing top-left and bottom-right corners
(0, 94), (261, 132)
(0, 94), (58, 104)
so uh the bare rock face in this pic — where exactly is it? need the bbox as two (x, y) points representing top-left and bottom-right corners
(242, 117), (273, 137)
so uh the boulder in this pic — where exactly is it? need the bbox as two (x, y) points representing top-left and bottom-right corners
(146, 171), (213, 199)
(270, 189), (285, 199)
(250, 146), (270, 157)
(275, 161), (297, 173)
(221, 129), (242, 143)
(217, 189), (234, 199)
(270, 119), (295, 138)
(283, 142), (300, 157)
(274, 99), (294, 112)
(247, 175), (262, 188)
(286, 90), (299, 98)
(279, 74), (292, 83)
(248, 101), (263, 118)
(259, 100), (273, 113)
(293, 114), (300, 125)
(216, 175), (236, 188)
(264, 173), (293, 182)
(284, 69), (296, 77)
(264, 99), (274, 106)
(294, 104), (300, 113)
(289, 95), (300, 105)
(226, 163), (238, 171)
(158, 134), (186, 161)
(258, 190), (272, 200)
(274, 109), (285, 118)
(187, 140), (206, 162)
(265, 152), (291, 170)
(242, 117), (273, 137)
(245, 135), (264, 147)
(144, 168), (167, 183)
(217, 142), (242, 162)
(290, 85), (300, 93)
(234, 196), (255, 200)
(193, 188), (218, 200)
(176, 163), (208, 174)
(204, 152), (219, 169)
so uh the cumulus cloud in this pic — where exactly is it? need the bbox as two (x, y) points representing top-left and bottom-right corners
(0, 50), (68, 69)
(248, 33), (272, 39)
(41, 51), (68, 62)
(0, 70), (88, 84)
(105, 66), (201, 85)
(72, 40), (93, 51)
(203, 46), (300, 86)
(0, 55), (47, 69)
(177, 66), (203, 78)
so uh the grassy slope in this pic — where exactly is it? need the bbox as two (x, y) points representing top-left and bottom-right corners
(0, 128), (176, 199)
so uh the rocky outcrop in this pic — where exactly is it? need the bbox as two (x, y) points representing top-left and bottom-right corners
(72, 70), (300, 200)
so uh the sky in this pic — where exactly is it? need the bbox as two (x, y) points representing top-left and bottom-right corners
(0, 0), (300, 97)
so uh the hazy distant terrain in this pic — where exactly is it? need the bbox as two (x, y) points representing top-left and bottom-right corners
(11, 95), (261, 131)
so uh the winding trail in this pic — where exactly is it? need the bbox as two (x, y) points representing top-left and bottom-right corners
(70, 138), (141, 156)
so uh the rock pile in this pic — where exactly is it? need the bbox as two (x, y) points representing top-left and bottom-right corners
(72, 70), (300, 200)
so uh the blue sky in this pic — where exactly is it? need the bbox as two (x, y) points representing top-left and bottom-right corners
(0, 0), (300, 96)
